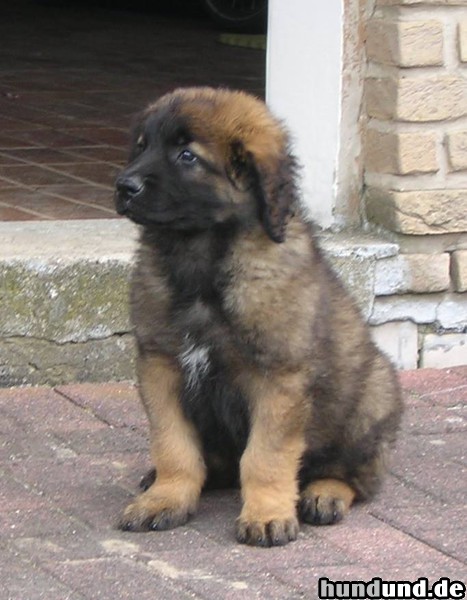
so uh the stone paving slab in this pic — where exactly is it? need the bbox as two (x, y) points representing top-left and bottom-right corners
(0, 367), (466, 599)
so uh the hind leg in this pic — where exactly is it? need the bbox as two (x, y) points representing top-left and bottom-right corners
(299, 479), (355, 525)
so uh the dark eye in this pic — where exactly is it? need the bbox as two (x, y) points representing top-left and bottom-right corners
(178, 149), (198, 164)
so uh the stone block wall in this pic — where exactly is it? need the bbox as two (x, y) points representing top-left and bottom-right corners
(362, 0), (467, 368)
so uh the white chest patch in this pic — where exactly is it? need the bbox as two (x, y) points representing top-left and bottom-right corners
(179, 338), (211, 390)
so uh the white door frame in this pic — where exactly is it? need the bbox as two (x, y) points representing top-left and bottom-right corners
(266, 0), (344, 230)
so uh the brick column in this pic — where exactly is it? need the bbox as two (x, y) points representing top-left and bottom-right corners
(363, 0), (467, 367)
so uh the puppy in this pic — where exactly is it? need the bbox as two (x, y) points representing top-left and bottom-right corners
(114, 87), (403, 547)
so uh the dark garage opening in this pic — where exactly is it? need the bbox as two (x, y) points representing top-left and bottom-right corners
(0, 0), (266, 220)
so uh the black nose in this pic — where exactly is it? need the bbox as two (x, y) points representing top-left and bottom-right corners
(115, 174), (144, 196)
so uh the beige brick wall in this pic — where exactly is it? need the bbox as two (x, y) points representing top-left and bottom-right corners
(367, 19), (444, 66)
(364, 0), (467, 238)
(366, 75), (467, 122)
(365, 188), (467, 234)
(374, 253), (450, 294)
(451, 250), (467, 291)
(365, 3), (467, 237)
(378, 0), (467, 5)
(447, 130), (467, 170)
(361, 0), (467, 368)
(365, 129), (438, 174)
(460, 21), (467, 61)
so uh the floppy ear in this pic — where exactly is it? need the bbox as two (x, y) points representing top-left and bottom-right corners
(228, 140), (299, 243)
(254, 151), (299, 243)
(227, 140), (253, 190)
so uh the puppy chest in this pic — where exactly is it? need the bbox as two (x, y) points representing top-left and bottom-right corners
(179, 336), (211, 390)
(178, 337), (250, 453)
(175, 302), (251, 448)
(174, 299), (226, 378)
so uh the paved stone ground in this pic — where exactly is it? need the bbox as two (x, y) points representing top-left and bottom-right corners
(0, 367), (465, 599)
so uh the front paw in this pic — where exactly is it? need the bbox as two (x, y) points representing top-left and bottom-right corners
(120, 503), (191, 532)
(118, 487), (197, 532)
(235, 515), (299, 547)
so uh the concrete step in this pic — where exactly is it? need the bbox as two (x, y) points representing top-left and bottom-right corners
(0, 220), (397, 387)
(0, 220), (138, 387)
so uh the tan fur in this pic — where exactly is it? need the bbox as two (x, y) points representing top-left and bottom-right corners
(149, 87), (287, 163)
(120, 355), (206, 531)
(300, 479), (356, 524)
(236, 370), (310, 545)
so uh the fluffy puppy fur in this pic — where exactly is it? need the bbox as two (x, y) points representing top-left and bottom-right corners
(114, 87), (403, 547)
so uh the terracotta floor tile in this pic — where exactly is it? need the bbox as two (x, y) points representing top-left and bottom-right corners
(0, 133), (42, 149)
(37, 184), (116, 211)
(34, 201), (115, 220)
(0, 153), (25, 166)
(0, 103), (55, 124)
(51, 162), (119, 187)
(30, 196), (92, 220)
(2, 148), (96, 164)
(9, 130), (95, 149)
(0, 165), (85, 186)
(13, 111), (90, 130)
(64, 146), (127, 164)
(62, 128), (128, 147)
(0, 204), (45, 221)
(0, 188), (114, 220)
(0, 186), (33, 201)
(0, 117), (48, 132)
(33, 183), (112, 200)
